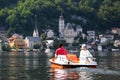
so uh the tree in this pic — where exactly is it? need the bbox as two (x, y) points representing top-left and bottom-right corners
(0, 0), (120, 35)
(33, 44), (40, 49)
(40, 33), (47, 41)
(1, 44), (11, 51)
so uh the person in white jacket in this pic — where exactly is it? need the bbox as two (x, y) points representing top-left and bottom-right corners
(79, 44), (93, 64)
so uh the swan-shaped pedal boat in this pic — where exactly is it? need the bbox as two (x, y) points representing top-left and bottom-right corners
(50, 54), (97, 69)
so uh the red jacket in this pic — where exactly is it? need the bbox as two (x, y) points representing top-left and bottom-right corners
(56, 47), (68, 56)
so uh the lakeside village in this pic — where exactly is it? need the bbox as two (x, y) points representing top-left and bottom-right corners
(0, 14), (120, 53)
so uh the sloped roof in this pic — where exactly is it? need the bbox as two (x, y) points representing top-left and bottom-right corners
(65, 23), (73, 29)
(26, 36), (40, 42)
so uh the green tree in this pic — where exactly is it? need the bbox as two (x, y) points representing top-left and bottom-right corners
(40, 33), (47, 41)
(0, 0), (120, 35)
(1, 44), (11, 51)
(33, 44), (40, 49)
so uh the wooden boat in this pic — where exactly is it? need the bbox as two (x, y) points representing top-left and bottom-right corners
(50, 54), (97, 69)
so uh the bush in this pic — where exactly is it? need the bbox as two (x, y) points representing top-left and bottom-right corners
(1, 44), (11, 51)
(33, 44), (40, 49)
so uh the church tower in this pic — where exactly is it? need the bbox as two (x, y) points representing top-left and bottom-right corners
(33, 15), (39, 37)
(59, 14), (65, 37)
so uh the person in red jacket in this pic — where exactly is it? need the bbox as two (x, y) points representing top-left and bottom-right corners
(55, 43), (68, 58)
(55, 43), (69, 63)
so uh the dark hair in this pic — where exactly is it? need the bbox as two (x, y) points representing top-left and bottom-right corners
(59, 43), (63, 48)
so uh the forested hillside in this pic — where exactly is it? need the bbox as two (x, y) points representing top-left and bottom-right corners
(0, 0), (120, 35)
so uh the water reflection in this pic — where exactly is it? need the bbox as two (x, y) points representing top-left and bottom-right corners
(50, 67), (95, 80)
(50, 68), (79, 80)
(49, 51), (120, 80)
(96, 51), (120, 70)
(0, 51), (120, 80)
(50, 67), (120, 80)
(0, 51), (41, 80)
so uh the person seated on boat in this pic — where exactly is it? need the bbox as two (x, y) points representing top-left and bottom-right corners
(55, 43), (69, 64)
(79, 44), (93, 64)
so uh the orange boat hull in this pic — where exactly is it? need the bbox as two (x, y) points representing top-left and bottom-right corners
(50, 54), (97, 69)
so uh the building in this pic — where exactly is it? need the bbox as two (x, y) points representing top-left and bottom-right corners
(58, 14), (83, 44)
(59, 14), (65, 37)
(25, 15), (40, 48)
(100, 37), (108, 44)
(112, 28), (118, 34)
(47, 29), (54, 38)
(104, 34), (114, 41)
(111, 28), (120, 35)
(33, 15), (39, 37)
(46, 40), (54, 47)
(64, 23), (77, 44)
(87, 30), (96, 40)
(25, 36), (40, 48)
(114, 40), (120, 47)
(8, 33), (27, 49)
(76, 25), (83, 33)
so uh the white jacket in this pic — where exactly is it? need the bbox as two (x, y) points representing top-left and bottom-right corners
(80, 50), (93, 58)
(79, 50), (93, 64)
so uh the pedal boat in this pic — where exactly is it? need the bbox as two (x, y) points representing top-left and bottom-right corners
(50, 54), (97, 69)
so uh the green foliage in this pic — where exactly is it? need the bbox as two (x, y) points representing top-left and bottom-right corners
(114, 34), (120, 40)
(40, 33), (47, 41)
(52, 38), (68, 49)
(0, 0), (119, 34)
(1, 44), (11, 51)
(33, 44), (40, 49)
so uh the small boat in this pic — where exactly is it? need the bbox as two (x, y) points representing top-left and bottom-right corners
(50, 54), (97, 69)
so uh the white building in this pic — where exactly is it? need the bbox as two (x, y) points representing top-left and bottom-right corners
(58, 14), (85, 44)
(33, 15), (39, 37)
(47, 29), (54, 38)
(46, 40), (54, 47)
(100, 37), (108, 44)
(87, 30), (96, 40)
(76, 25), (83, 33)
(112, 28), (120, 36)
(25, 36), (40, 48)
(114, 40), (120, 47)
(81, 33), (86, 39)
(59, 14), (65, 37)
(64, 23), (77, 44)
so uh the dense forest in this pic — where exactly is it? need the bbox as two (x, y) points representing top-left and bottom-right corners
(0, 0), (120, 36)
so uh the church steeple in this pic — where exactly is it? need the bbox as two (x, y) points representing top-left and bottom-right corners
(59, 13), (65, 37)
(33, 15), (39, 37)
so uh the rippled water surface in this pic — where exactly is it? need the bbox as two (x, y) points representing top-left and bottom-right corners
(0, 51), (120, 80)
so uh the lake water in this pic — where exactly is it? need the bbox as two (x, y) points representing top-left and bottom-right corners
(0, 51), (120, 80)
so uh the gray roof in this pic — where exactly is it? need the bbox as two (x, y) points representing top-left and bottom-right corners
(26, 36), (40, 42)
(65, 23), (73, 29)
